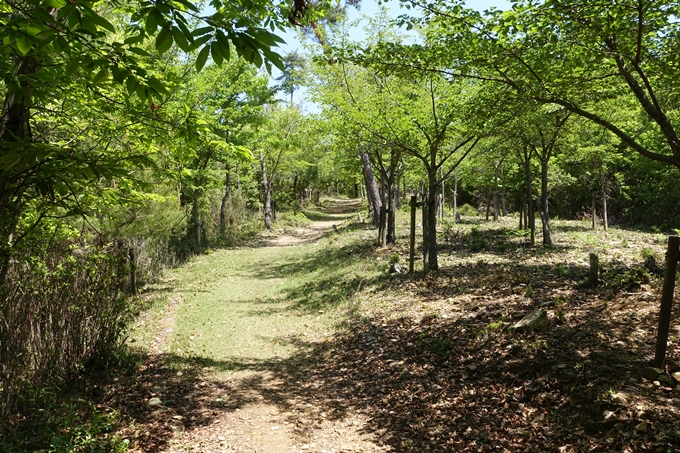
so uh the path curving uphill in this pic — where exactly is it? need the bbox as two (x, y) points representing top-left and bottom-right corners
(130, 198), (385, 453)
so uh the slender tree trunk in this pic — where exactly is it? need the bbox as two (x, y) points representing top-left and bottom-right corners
(193, 189), (201, 251)
(260, 152), (272, 230)
(220, 163), (231, 239)
(453, 169), (458, 222)
(235, 162), (241, 193)
(524, 148), (535, 245)
(387, 179), (396, 244)
(501, 169), (507, 216)
(485, 193), (491, 221)
(540, 157), (553, 246)
(293, 174), (299, 202)
(422, 192), (430, 276)
(592, 194), (597, 230)
(439, 167), (445, 220)
(600, 168), (608, 231)
(426, 169), (439, 272)
(519, 198), (524, 230)
(493, 164), (499, 221)
(360, 152), (381, 226)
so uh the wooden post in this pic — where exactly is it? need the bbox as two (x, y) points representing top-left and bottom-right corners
(588, 253), (599, 287)
(653, 236), (680, 368)
(409, 196), (417, 273)
(129, 247), (137, 296)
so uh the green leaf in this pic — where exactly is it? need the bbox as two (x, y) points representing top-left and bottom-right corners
(155, 26), (173, 54)
(188, 34), (211, 51)
(129, 46), (151, 57)
(16, 35), (32, 55)
(42, 0), (67, 7)
(210, 41), (224, 66)
(126, 75), (137, 95)
(65, 58), (80, 76)
(88, 13), (116, 33)
(192, 26), (213, 37)
(171, 26), (190, 52)
(93, 67), (108, 83)
(195, 44), (210, 71)
(145, 11), (158, 34)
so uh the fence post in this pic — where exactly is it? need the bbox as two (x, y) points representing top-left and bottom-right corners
(653, 236), (680, 368)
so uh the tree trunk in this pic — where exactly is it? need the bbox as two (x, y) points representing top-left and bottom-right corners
(422, 193), (430, 276)
(193, 189), (201, 251)
(540, 157), (553, 246)
(600, 168), (608, 231)
(387, 179), (396, 244)
(453, 169), (458, 222)
(260, 152), (272, 230)
(235, 162), (242, 193)
(523, 148), (535, 245)
(485, 193), (491, 221)
(293, 174), (299, 202)
(220, 163), (231, 239)
(360, 152), (381, 226)
(426, 170), (439, 272)
(439, 167), (445, 220)
(501, 169), (507, 216)
(519, 198), (524, 230)
(592, 194), (597, 230)
(493, 164), (499, 221)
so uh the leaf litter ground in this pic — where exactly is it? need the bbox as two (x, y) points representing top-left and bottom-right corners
(31, 201), (680, 453)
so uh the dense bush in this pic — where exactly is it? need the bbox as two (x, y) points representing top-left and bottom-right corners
(0, 242), (135, 420)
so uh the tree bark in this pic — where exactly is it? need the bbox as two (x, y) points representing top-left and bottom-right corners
(260, 152), (272, 230)
(193, 189), (201, 251)
(453, 169), (458, 222)
(600, 168), (608, 231)
(493, 163), (499, 221)
(360, 152), (381, 226)
(425, 168), (439, 272)
(501, 169), (507, 216)
(523, 146), (535, 245)
(539, 157), (553, 246)
(592, 194), (597, 230)
(220, 163), (231, 239)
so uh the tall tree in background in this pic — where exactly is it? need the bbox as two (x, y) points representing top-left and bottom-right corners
(276, 51), (307, 105)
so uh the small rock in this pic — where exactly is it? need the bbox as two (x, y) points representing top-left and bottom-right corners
(147, 397), (162, 408)
(540, 300), (555, 307)
(636, 421), (648, 433)
(644, 367), (664, 381)
(468, 365), (477, 371)
(671, 371), (680, 384)
(611, 392), (630, 405)
(389, 262), (404, 274)
(508, 310), (549, 334)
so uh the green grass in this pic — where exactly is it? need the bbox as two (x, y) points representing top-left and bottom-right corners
(135, 203), (381, 372)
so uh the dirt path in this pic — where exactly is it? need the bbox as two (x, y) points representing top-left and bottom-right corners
(134, 198), (385, 453)
(255, 198), (364, 247)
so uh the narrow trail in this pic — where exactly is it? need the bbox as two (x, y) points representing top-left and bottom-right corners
(138, 198), (385, 453)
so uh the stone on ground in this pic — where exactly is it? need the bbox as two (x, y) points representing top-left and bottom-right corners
(508, 310), (549, 333)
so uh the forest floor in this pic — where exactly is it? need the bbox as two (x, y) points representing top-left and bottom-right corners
(44, 198), (680, 453)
